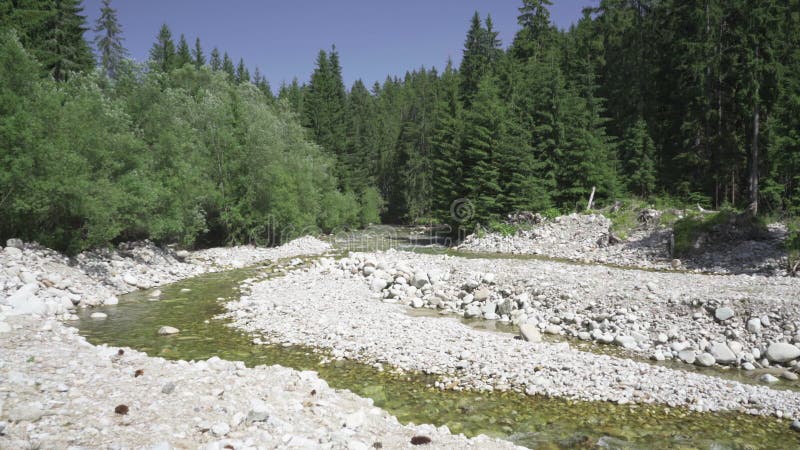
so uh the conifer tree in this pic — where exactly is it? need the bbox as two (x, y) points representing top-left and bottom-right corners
(149, 23), (175, 72)
(93, 0), (126, 79)
(235, 58), (249, 84)
(253, 67), (272, 97)
(209, 47), (221, 71)
(175, 33), (192, 68)
(192, 37), (205, 68)
(278, 78), (304, 116)
(221, 52), (235, 80)
(431, 59), (464, 221)
(622, 118), (656, 197)
(43, 0), (94, 81)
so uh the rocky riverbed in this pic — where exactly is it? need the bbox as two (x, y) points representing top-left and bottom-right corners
(225, 249), (800, 420)
(456, 213), (789, 275)
(0, 238), (513, 449)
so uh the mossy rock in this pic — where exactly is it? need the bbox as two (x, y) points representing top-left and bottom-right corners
(671, 210), (769, 257)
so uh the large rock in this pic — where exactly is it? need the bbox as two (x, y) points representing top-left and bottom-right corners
(614, 335), (638, 350)
(6, 283), (45, 315)
(695, 353), (716, 367)
(473, 287), (490, 302)
(766, 343), (800, 363)
(158, 326), (180, 335)
(411, 270), (429, 289)
(714, 307), (735, 322)
(746, 318), (762, 334)
(497, 298), (514, 316)
(5, 238), (23, 249)
(369, 277), (388, 293)
(8, 402), (43, 422)
(519, 323), (542, 343)
(709, 342), (737, 365)
(678, 350), (697, 364)
(246, 399), (270, 424)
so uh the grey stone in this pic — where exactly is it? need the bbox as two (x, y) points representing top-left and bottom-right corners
(210, 422), (230, 437)
(161, 382), (176, 394)
(8, 402), (43, 422)
(519, 323), (542, 343)
(411, 271), (429, 289)
(714, 307), (734, 322)
(369, 277), (388, 292)
(157, 326), (180, 335)
(246, 399), (270, 424)
(742, 362), (756, 371)
(695, 353), (716, 367)
(5, 238), (23, 249)
(766, 343), (800, 363)
(0, 322), (10, 334)
(760, 373), (780, 384)
(782, 371), (799, 381)
(497, 298), (514, 316)
(678, 350), (697, 364)
(473, 287), (490, 302)
(709, 342), (737, 365)
(792, 420), (800, 432)
(746, 318), (762, 334)
(544, 324), (562, 335)
(614, 335), (638, 350)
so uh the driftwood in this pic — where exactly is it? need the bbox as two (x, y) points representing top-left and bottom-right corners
(587, 186), (596, 211)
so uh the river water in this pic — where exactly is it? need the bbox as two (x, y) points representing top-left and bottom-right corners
(75, 230), (800, 449)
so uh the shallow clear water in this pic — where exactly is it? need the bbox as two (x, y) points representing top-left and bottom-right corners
(74, 260), (800, 449)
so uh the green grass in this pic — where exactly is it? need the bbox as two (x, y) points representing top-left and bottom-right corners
(672, 209), (768, 257)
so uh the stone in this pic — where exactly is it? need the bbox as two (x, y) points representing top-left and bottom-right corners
(497, 298), (514, 316)
(90, 312), (107, 319)
(149, 290), (162, 299)
(8, 402), (43, 422)
(246, 399), (270, 424)
(411, 271), (429, 289)
(410, 298), (424, 308)
(158, 326), (180, 335)
(369, 278), (388, 293)
(175, 250), (190, 261)
(792, 420), (800, 432)
(671, 259), (682, 269)
(651, 351), (666, 362)
(614, 335), (638, 350)
(782, 371), (799, 381)
(544, 324), (562, 335)
(161, 382), (176, 394)
(464, 306), (481, 318)
(210, 422), (230, 437)
(577, 331), (592, 341)
(709, 342), (737, 365)
(3, 246), (21, 257)
(5, 238), (23, 249)
(519, 323), (542, 343)
(759, 374), (780, 384)
(746, 318), (762, 334)
(766, 343), (800, 363)
(0, 322), (10, 333)
(344, 409), (366, 429)
(481, 301), (497, 316)
(105, 296), (119, 306)
(741, 362), (756, 371)
(678, 350), (696, 364)
(473, 287), (490, 302)
(695, 353), (716, 367)
(714, 307), (734, 322)
(123, 274), (138, 286)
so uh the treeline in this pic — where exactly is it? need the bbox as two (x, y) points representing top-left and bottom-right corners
(282, 0), (800, 224)
(0, 0), (378, 254)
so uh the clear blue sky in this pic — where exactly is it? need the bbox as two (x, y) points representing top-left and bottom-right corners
(82, 1), (594, 90)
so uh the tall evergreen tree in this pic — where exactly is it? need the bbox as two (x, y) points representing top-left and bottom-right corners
(175, 33), (192, 68)
(93, 0), (126, 79)
(622, 118), (657, 197)
(235, 57), (249, 84)
(192, 37), (205, 68)
(209, 47), (221, 71)
(431, 59), (464, 221)
(221, 52), (235, 80)
(149, 23), (175, 72)
(43, 0), (94, 81)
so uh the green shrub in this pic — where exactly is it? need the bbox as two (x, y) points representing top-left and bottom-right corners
(788, 219), (800, 275)
(672, 209), (768, 257)
(488, 221), (518, 237)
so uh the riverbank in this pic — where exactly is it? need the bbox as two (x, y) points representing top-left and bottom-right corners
(226, 249), (800, 420)
(0, 239), (515, 449)
(456, 213), (789, 275)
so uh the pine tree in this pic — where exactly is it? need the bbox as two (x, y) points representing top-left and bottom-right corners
(460, 76), (504, 221)
(304, 47), (347, 179)
(221, 52), (235, 80)
(342, 79), (377, 193)
(93, 0), (126, 79)
(43, 0), (94, 81)
(278, 78), (304, 116)
(460, 12), (495, 106)
(149, 23), (175, 72)
(512, 0), (554, 61)
(622, 118), (656, 197)
(175, 33), (192, 68)
(253, 67), (272, 97)
(209, 47), (221, 71)
(235, 58), (249, 84)
(192, 37), (205, 68)
(431, 59), (464, 221)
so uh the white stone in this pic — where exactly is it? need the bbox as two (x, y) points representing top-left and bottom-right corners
(210, 422), (230, 437)
(158, 326), (180, 335)
(90, 312), (108, 319)
(766, 343), (800, 363)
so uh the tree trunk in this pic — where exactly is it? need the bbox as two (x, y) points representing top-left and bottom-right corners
(748, 46), (760, 216)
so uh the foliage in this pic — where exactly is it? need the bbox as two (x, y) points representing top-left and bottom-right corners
(672, 209), (768, 258)
(788, 219), (800, 275)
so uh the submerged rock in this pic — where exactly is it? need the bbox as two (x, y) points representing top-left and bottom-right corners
(158, 326), (180, 335)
